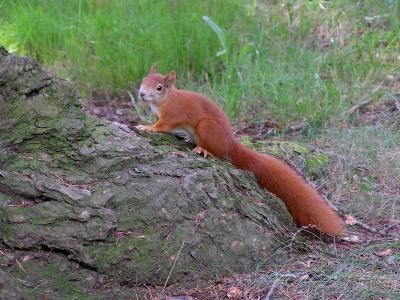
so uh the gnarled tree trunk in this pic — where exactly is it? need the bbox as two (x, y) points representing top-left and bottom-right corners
(0, 47), (295, 298)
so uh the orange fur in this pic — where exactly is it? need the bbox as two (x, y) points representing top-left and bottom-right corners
(137, 67), (343, 236)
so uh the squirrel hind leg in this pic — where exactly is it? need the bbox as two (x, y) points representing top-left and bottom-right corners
(194, 119), (234, 159)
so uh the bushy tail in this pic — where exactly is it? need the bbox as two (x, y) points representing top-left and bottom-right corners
(229, 141), (343, 236)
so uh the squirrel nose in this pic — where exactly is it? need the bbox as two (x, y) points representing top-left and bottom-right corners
(140, 92), (145, 99)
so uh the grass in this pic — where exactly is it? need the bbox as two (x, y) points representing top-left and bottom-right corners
(158, 239), (399, 299)
(314, 126), (400, 223)
(1, 0), (399, 127)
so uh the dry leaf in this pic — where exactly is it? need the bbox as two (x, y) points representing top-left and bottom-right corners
(227, 286), (242, 299)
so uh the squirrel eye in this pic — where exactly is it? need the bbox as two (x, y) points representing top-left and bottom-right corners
(156, 85), (163, 92)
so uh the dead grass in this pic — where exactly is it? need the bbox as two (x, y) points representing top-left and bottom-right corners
(137, 237), (399, 299)
(316, 126), (400, 225)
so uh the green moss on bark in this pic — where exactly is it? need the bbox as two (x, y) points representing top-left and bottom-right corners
(0, 47), (298, 297)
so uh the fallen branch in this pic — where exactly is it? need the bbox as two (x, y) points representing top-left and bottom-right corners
(354, 220), (387, 237)
(338, 212), (388, 237)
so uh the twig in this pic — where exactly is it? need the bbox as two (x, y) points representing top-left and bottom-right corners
(354, 220), (387, 237)
(15, 259), (26, 272)
(161, 241), (185, 296)
(264, 278), (279, 300)
(335, 208), (389, 237)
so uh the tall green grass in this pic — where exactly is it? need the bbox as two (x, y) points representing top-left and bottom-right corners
(0, 0), (248, 88)
(1, 0), (399, 127)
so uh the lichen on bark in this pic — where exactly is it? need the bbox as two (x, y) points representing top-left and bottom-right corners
(0, 46), (296, 297)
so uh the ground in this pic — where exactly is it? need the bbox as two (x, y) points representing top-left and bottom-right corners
(77, 93), (400, 299)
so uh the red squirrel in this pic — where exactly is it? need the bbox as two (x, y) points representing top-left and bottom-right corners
(135, 65), (343, 236)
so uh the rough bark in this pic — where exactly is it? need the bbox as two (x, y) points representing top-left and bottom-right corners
(0, 47), (296, 298)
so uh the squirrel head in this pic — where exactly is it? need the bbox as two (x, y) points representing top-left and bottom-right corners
(139, 64), (176, 105)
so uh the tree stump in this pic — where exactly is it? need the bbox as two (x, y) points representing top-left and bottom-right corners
(0, 47), (295, 298)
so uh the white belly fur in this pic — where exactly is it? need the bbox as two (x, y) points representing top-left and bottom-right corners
(150, 103), (160, 118)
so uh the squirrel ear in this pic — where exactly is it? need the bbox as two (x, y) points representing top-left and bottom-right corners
(150, 64), (158, 74)
(164, 70), (176, 87)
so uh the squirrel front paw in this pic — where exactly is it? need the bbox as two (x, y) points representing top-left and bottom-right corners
(192, 146), (213, 158)
(135, 124), (154, 132)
